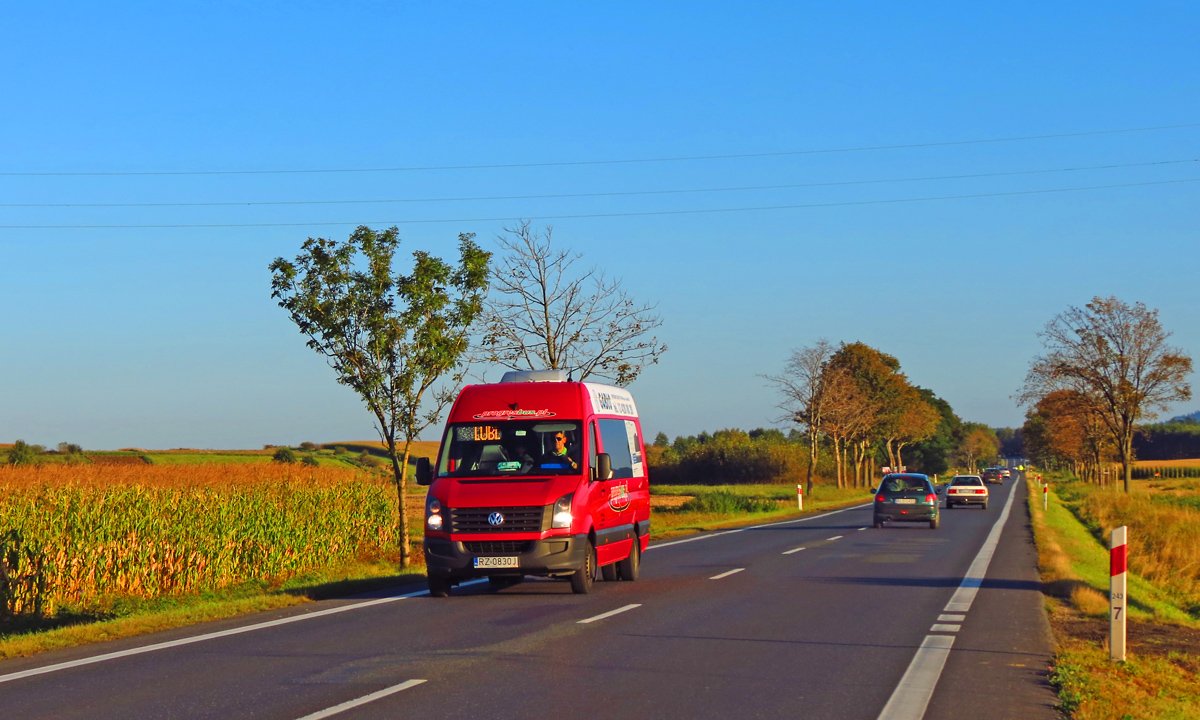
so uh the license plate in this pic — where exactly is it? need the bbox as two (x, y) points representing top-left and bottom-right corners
(473, 556), (519, 569)
(894, 498), (916, 504)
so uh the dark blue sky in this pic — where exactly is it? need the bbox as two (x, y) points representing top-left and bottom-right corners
(2, 2), (1197, 448)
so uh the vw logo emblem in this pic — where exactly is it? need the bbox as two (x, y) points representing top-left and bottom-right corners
(487, 512), (505, 526)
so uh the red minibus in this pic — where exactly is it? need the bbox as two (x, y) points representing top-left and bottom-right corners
(415, 370), (650, 596)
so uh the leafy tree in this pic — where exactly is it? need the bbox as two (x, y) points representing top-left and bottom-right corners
(653, 432), (670, 447)
(956, 424), (1000, 472)
(477, 221), (665, 386)
(270, 225), (490, 567)
(273, 447), (298, 464)
(7, 440), (44, 466)
(1022, 296), (1193, 491)
(828, 342), (906, 487)
(902, 388), (962, 475)
(994, 427), (1025, 458)
(56, 442), (83, 455)
(299, 441), (318, 451)
(301, 454), (320, 467)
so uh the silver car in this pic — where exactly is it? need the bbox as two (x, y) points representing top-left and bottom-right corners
(945, 475), (989, 509)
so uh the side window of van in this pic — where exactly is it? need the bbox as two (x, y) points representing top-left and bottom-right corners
(597, 419), (634, 479)
(589, 422), (598, 473)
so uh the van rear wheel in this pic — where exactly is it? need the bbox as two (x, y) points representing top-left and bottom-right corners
(601, 563), (618, 582)
(618, 538), (641, 581)
(570, 540), (596, 594)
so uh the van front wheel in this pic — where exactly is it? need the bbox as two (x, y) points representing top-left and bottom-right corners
(570, 540), (596, 594)
(618, 538), (641, 581)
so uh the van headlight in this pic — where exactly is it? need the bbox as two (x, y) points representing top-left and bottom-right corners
(426, 496), (443, 531)
(551, 493), (574, 529)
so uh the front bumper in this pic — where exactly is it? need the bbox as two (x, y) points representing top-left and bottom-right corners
(874, 503), (938, 522)
(423, 534), (587, 580)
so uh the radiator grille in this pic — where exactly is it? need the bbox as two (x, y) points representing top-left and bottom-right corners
(462, 540), (535, 555)
(449, 505), (548, 534)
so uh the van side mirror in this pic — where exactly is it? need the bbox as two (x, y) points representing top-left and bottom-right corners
(415, 457), (433, 486)
(595, 453), (612, 482)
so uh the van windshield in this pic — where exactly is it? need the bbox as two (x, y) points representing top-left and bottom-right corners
(437, 421), (583, 478)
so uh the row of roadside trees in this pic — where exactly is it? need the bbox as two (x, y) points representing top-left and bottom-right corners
(769, 341), (949, 495)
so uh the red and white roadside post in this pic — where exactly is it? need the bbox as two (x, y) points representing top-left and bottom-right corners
(796, 484), (803, 510)
(1110, 526), (1128, 662)
(1043, 482), (1048, 510)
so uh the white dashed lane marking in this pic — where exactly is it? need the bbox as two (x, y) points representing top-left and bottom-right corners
(709, 568), (746, 580)
(782, 547), (807, 555)
(937, 614), (965, 623)
(826, 535), (843, 541)
(930, 624), (961, 633)
(293, 679), (426, 720)
(578, 604), (642, 624)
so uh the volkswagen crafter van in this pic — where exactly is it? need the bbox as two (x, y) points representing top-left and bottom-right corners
(415, 370), (650, 596)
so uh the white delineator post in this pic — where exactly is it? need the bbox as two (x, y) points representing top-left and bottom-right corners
(1110, 526), (1127, 662)
(797, 484), (803, 510)
(1043, 483), (1048, 510)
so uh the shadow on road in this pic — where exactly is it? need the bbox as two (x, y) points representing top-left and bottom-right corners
(804, 576), (1043, 592)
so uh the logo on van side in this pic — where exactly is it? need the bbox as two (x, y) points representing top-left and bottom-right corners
(473, 409), (556, 419)
(594, 392), (635, 416)
(609, 483), (630, 512)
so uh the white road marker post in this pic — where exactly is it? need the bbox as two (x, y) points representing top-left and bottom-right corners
(1043, 481), (1048, 511)
(1110, 526), (1127, 662)
(797, 484), (803, 510)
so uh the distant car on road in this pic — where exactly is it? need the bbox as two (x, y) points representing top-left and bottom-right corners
(945, 475), (989, 509)
(1000, 468), (1012, 479)
(873, 473), (940, 529)
(981, 468), (1003, 484)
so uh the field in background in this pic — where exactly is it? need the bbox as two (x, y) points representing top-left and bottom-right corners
(1133, 458), (1200, 467)
(0, 464), (425, 630)
(1029, 476), (1200, 718)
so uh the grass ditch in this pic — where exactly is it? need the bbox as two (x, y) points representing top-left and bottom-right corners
(1028, 475), (1200, 718)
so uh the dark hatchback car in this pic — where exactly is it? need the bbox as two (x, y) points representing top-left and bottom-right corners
(873, 473), (940, 529)
(981, 468), (1003, 484)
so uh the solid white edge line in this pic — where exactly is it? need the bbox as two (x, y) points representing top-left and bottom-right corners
(941, 478), (1020, 614)
(0, 579), (488, 685)
(709, 568), (746, 580)
(294, 679), (427, 720)
(782, 547), (807, 555)
(577, 603), (642, 624)
(876, 635), (955, 720)
(647, 503), (872, 551)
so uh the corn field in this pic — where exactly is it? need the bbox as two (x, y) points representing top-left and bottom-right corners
(0, 464), (401, 619)
(1131, 465), (1200, 480)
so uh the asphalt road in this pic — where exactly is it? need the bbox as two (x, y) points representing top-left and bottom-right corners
(0, 474), (1059, 720)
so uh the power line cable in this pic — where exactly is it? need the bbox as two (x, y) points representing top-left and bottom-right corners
(2, 159), (1194, 208)
(3, 177), (1196, 229)
(3, 123), (1198, 177)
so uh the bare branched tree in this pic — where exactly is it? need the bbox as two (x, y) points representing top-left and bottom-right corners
(765, 339), (834, 496)
(1021, 296), (1193, 492)
(478, 222), (666, 386)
